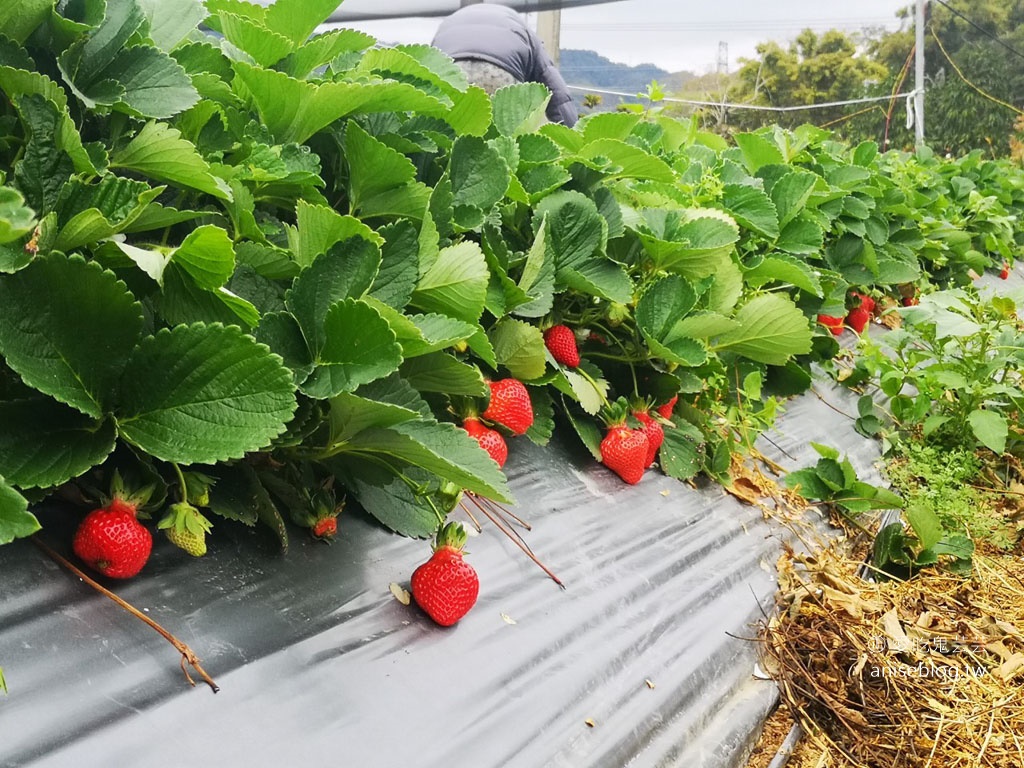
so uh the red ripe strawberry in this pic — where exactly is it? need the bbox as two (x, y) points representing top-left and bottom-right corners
(411, 522), (479, 627)
(846, 306), (871, 334)
(1000, 263), (1010, 280)
(73, 497), (152, 578)
(600, 426), (649, 484)
(850, 291), (876, 313)
(901, 295), (919, 307)
(463, 417), (508, 468)
(817, 314), (844, 336)
(482, 378), (534, 435)
(633, 410), (664, 467)
(655, 395), (678, 420)
(544, 324), (580, 367)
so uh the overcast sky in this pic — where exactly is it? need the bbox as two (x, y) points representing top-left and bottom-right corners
(333, 0), (916, 74)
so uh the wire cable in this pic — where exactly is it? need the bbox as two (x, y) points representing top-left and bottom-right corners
(930, 27), (1024, 116)
(930, 0), (1024, 65)
(565, 85), (917, 113)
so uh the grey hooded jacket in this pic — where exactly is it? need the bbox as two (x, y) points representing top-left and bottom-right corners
(432, 4), (578, 127)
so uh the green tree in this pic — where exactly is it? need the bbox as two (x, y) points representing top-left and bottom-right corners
(867, 0), (1024, 155)
(725, 29), (888, 135)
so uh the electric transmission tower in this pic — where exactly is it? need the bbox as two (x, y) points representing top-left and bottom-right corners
(716, 41), (728, 74)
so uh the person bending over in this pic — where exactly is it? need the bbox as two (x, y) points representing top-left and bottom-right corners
(432, 3), (578, 127)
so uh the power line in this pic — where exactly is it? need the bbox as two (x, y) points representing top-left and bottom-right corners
(565, 85), (917, 113)
(562, 18), (899, 33)
(931, 0), (1024, 64)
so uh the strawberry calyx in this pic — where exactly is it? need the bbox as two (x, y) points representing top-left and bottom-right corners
(433, 521), (469, 555)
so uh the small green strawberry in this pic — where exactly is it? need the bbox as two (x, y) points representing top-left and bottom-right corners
(158, 502), (213, 557)
(411, 522), (480, 627)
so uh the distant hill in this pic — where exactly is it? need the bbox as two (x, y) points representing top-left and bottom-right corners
(558, 49), (696, 109)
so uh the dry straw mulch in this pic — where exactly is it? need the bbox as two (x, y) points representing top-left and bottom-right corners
(761, 545), (1024, 767)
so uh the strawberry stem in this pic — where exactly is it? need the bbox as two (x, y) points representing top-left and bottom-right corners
(31, 536), (220, 693)
(463, 494), (564, 589)
(171, 462), (189, 504)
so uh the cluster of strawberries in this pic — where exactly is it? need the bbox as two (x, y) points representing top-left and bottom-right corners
(461, 377), (535, 468)
(598, 396), (675, 485)
(817, 291), (877, 336)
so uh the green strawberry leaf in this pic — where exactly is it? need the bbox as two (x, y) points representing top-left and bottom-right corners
(0, 0), (52, 44)
(734, 132), (784, 173)
(12, 94), (75, 214)
(110, 121), (231, 200)
(282, 29), (375, 79)
(232, 61), (446, 144)
(488, 318), (546, 381)
(58, 0), (199, 117)
(636, 274), (697, 341)
(137, 0), (207, 53)
(371, 220), (420, 308)
(340, 460), (441, 539)
(345, 120), (422, 218)
(450, 136), (510, 213)
(172, 224), (236, 289)
(721, 184), (779, 240)
(287, 200), (383, 269)
(411, 241), (489, 324)
(0, 67), (98, 175)
(0, 254), (144, 418)
(218, 13), (294, 67)
(710, 294), (813, 366)
(328, 389), (421, 446)
(0, 186), (35, 244)
(53, 175), (163, 252)
(203, 463), (263, 526)
(744, 254), (823, 296)
(400, 352), (486, 396)
(345, 419), (513, 504)
(0, 398), (117, 489)
(300, 299), (403, 399)
(0, 476), (40, 545)
(263, 0), (344, 45)
(576, 138), (675, 182)
(116, 323), (297, 464)
(658, 417), (704, 481)
(771, 171), (819, 228)
(491, 82), (550, 137)
(287, 240), (382, 354)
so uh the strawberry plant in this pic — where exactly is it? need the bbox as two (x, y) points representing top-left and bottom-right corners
(0, 0), (1020, 603)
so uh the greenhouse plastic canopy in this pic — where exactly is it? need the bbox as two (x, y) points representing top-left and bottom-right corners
(253, 0), (626, 22)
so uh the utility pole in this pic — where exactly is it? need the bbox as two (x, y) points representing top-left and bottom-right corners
(716, 42), (728, 74)
(536, 10), (562, 67)
(914, 0), (926, 147)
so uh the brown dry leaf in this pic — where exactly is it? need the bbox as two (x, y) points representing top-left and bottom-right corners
(880, 608), (912, 652)
(820, 584), (882, 619)
(645, 679), (656, 689)
(996, 654), (1024, 681)
(584, 718), (596, 728)
(389, 582), (411, 605)
(725, 476), (764, 506)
